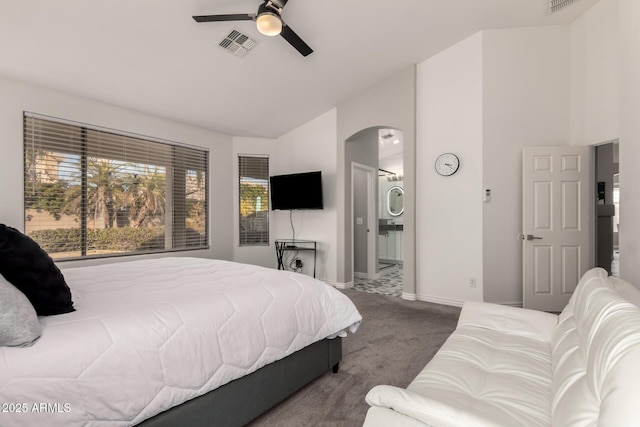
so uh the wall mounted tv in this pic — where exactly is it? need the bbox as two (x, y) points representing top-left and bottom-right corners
(270, 171), (323, 210)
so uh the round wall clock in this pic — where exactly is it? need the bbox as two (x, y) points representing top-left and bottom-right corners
(434, 153), (460, 176)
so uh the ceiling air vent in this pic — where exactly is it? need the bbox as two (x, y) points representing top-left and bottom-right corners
(219, 30), (258, 58)
(550, 0), (579, 13)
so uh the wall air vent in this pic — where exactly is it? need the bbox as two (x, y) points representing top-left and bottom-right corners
(550, 0), (579, 13)
(219, 30), (258, 58)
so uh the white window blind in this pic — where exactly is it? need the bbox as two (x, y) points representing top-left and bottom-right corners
(239, 155), (269, 246)
(23, 113), (209, 259)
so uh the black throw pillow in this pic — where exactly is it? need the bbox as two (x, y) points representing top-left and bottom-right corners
(0, 224), (75, 315)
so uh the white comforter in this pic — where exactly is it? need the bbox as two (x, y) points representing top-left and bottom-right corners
(0, 257), (362, 426)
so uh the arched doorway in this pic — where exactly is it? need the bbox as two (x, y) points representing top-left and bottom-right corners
(345, 126), (404, 296)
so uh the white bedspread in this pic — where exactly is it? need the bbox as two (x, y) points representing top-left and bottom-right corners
(0, 257), (362, 426)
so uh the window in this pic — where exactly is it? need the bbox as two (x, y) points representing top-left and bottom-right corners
(23, 113), (209, 260)
(239, 155), (269, 246)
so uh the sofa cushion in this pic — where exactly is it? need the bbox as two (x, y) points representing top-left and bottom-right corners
(457, 301), (558, 342)
(608, 275), (640, 307)
(402, 326), (553, 426)
(552, 268), (640, 426)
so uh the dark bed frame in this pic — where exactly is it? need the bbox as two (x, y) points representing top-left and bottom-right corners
(138, 337), (342, 427)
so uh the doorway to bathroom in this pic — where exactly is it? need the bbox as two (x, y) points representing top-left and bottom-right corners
(348, 126), (405, 298)
(378, 128), (404, 272)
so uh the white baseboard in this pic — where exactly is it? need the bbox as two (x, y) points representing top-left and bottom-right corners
(416, 294), (465, 307)
(401, 292), (417, 301)
(497, 301), (523, 308)
(329, 281), (353, 289)
(415, 295), (523, 308)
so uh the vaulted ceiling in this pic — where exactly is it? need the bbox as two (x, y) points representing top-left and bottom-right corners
(0, 0), (598, 138)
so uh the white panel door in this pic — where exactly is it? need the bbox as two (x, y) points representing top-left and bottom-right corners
(522, 146), (590, 312)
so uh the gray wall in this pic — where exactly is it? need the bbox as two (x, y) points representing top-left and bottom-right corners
(346, 128), (379, 275)
(353, 168), (369, 273)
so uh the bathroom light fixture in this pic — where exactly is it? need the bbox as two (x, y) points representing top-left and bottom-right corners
(256, 3), (282, 36)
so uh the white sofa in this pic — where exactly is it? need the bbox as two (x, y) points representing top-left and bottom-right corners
(363, 268), (640, 427)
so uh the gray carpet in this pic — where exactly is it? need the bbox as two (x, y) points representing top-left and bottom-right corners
(248, 289), (461, 427)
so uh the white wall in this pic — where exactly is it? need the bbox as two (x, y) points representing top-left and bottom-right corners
(416, 32), (484, 306)
(482, 26), (571, 305)
(337, 66), (417, 293)
(272, 109), (339, 283)
(0, 75), (234, 266)
(570, 0), (620, 146)
(232, 112), (339, 282)
(4, 0), (634, 300)
(415, 25), (571, 306)
(568, 0), (640, 284)
(619, 0), (640, 286)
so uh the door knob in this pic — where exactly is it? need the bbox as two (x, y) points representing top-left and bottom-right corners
(518, 233), (543, 241)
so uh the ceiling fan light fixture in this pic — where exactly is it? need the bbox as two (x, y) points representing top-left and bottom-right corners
(192, 0), (313, 56)
(256, 11), (282, 36)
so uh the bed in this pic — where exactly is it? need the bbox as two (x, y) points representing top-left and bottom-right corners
(0, 257), (362, 427)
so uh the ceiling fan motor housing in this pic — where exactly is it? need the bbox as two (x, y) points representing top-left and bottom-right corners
(192, 0), (313, 57)
(257, 3), (283, 36)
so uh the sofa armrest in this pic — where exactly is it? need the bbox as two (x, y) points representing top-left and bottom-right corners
(363, 406), (430, 427)
(457, 301), (558, 342)
(366, 385), (473, 427)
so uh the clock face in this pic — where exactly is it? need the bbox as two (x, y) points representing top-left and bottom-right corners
(435, 153), (460, 176)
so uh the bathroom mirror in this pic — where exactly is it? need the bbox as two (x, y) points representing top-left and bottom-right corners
(387, 186), (404, 216)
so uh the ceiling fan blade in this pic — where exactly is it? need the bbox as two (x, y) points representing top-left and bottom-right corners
(271, 0), (289, 8)
(280, 24), (313, 57)
(193, 14), (254, 23)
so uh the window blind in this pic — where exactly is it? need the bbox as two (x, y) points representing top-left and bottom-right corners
(239, 155), (269, 246)
(23, 113), (209, 259)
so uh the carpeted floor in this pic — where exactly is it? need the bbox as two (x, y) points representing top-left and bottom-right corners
(247, 289), (461, 427)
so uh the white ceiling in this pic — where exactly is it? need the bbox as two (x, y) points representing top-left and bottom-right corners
(0, 0), (598, 138)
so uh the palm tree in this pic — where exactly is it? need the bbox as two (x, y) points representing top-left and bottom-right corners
(126, 166), (166, 228)
(63, 158), (125, 229)
(87, 159), (125, 229)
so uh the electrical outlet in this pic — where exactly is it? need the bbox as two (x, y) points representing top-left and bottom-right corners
(469, 278), (476, 288)
(295, 259), (303, 268)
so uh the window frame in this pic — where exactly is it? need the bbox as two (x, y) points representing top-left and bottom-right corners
(238, 154), (270, 247)
(23, 112), (210, 261)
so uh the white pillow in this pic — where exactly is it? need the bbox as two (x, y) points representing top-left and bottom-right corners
(0, 275), (42, 347)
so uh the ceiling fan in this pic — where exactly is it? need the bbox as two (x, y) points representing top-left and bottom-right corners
(193, 0), (313, 57)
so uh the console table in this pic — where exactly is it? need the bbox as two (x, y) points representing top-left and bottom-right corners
(275, 239), (317, 278)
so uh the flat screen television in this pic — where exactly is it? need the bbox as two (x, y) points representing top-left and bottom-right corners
(270, 171), (323, 210)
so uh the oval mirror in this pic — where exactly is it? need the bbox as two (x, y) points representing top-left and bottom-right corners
(387, 186), (404, 216)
